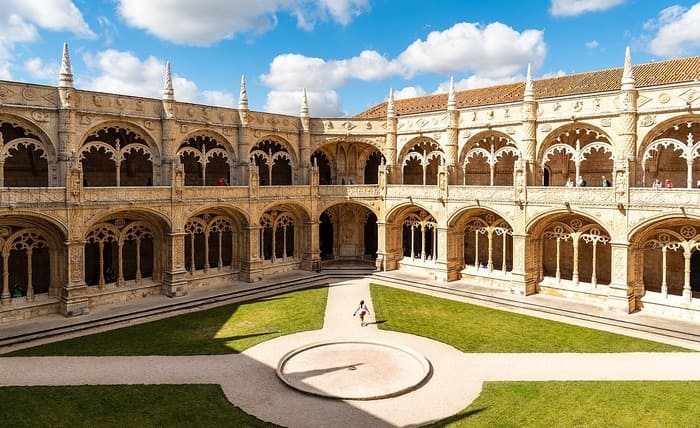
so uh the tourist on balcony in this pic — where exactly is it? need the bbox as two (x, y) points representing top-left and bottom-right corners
(601, 176), (610, 187)
(217, 177), (227, 186)
(565, 178), (574, 187)
(665, 179), (674, 189)
(576, 176), (586, 187)
(696, 178), (700, 188)
(652, 178), (662, 189)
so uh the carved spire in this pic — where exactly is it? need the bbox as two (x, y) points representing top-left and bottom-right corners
(447, 76), (456, 110)
(387, 88), (395, 118)
(524, 63), (535, 102)
(239, 75), (248, 110)
(163, 61), (174, 101)
(59, 43), (73, 88)
(300, 88), (309, 117)
(621, 46), (635, 91)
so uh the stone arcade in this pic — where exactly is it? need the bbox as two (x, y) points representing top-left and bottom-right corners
(2, 44), (700, 324)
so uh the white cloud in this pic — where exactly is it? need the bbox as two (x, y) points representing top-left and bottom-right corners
(117, 0), (369, 46)
(393, 86), (426, 99)
(647, 4), (700, 57)
(24, 57), (59, 80)
(262, 22), (545, 90)
(203, 90), (235, 107)
(80, 49), (232, 107)
(264, 89), (344, 116)
(435, 75), (524, 93)
(261, 50), (398, 90)
(585, 40), (599, 49)
(396, 22), (546, 78)
(550, 0), (625, 17)
(0, 0), (93, 79)
(260, 21), (546, 114)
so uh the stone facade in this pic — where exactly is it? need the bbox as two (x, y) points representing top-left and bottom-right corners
(2, 46), (700, 324)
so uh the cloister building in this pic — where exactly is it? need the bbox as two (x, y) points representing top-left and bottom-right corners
(2, 44), (700, 324)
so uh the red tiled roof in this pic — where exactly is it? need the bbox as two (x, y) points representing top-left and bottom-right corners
(355, 56), (700, 119)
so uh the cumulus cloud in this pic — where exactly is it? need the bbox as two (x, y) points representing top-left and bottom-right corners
(117, 0), (369, 46)
(549, 0), (625, 17)
(585, 40), (599, 49)
(264, 89), (344, 117)
(397, 22), (546, 78)
(646, 3), (700, 57)
(203, 90), (236, 107)
(393, 86), (427, 99)
(24, 57), (59, 80)
(260, 21), (545, 114)
(0, 0), (93, 79)
(80, 49), (234, 107)
(261, 22), (545, 86)
(261, 50), (398, 90)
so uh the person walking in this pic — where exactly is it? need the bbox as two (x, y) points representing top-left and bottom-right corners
(353, 300), (371, 326)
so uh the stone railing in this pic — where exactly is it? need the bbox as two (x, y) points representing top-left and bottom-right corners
(448, 186), (514, 203)
(257, 185), (311, 199)
(181, 186), (248, 201)
(386, 185), (440, 200)
(0, 187), (66, 205)
(629, 187), (700, 208)
(319, 185), (380, 199)
(527, 186), (616, 206)
(83, 186), (172, 204)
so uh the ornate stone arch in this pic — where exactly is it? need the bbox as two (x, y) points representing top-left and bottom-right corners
(629, 218), (700, 300)
(538, 123), (614, 187)
(637, 115), (700, 188)
(251, 136), (296, 185)
(528, 212), (612, 287)
(460, 131), (521, 186)
(399, 137), (444, 185)
(79, 123), (160, 187)
(0, 117), (56, 187)
(177, 132), (236, 186)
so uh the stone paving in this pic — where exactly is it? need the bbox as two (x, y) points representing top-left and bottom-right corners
(3, 277), (700, 427)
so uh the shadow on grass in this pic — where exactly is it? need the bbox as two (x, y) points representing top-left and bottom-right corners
(424, 407), (486, 427)
(365, 320), (387, 326)
(6, 285), (328, 357)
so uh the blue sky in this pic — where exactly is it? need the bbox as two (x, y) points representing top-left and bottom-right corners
(3, 0), (700, 116)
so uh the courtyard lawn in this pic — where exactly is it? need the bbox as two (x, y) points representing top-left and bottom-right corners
(0, 384), (278, 428)
(430, 381), (700, 427)
(370, 284), (687, 352)
(6, 285), (327, 356)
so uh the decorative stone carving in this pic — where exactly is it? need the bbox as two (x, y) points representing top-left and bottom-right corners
(539, 124), (552, 132)
(639, 115), (656, 127)
(658, 93), (670, 104)
(30, 111), (49, 122)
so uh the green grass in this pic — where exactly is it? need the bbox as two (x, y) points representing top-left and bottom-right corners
(0, 384), (278, 428)
(7, 285), (328, 356)
(370, 284), (687, 352)
(430, 381), (700, 427)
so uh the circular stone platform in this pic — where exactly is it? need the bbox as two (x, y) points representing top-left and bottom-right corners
(276, 339), (432, 400)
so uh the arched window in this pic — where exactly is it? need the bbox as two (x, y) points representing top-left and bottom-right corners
(251, 140), (293, 185)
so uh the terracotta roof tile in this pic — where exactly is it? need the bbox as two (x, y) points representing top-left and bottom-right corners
(355, 56), (700, 119)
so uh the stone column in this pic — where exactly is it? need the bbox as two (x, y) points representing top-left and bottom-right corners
(434, 227), (462, 281)
(60, 240), (89, 317)
(160, 117), (176, 186)
(301, 220), (321, 271)
(375, 221), (388, 271)
(522, 64), (538, 185)
(240, 224), (263, 282)
(161, 232), (188, 297)
(298, 117), (311, 186)
(385, 91), (398, 184)
(606, 242), (634, 313)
